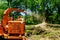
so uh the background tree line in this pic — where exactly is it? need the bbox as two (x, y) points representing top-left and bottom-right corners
(0, 0), (60, 24)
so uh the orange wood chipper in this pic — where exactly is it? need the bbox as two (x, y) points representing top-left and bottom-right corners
(0, 8), (27, 40)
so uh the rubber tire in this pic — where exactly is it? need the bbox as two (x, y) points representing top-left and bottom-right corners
(0, 36), (6, 40)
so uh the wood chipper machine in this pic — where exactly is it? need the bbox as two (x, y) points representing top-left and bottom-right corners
(0, 8), (27, 40)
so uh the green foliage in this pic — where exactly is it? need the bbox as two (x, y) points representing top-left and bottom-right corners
(0, 1), (8, 21)
(26, 15), (34, 25)
(0, 0), (60, 24)
(0, 9), (4, 21)
(0, 1), (8, 9)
